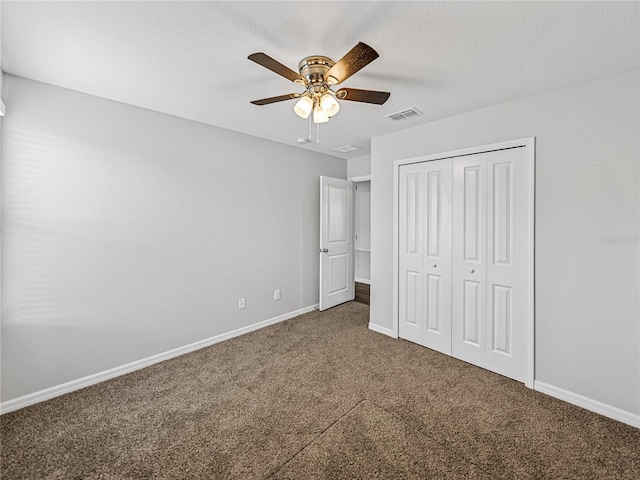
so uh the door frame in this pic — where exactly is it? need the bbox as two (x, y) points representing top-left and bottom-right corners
(392, 137), (535, 388)
(350, 175), (372, 286)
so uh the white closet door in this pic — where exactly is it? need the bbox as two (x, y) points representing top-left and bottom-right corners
(398, 164), (425, 345)
(422, 159), (453, 354)
(398, 160), (452, 354)
(485, 148), (527, 381)
(397, 143), (530, 383)
(452, 154), (488, 367)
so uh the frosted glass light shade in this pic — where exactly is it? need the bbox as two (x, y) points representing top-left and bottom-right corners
(294, 96), (313, 119)
(313, 105), (329, 124)
(320, 92), (340, 117)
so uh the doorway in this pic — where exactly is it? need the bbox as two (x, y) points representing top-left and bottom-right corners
(353, 177), (371, 305)
(318, 175), (371, 309)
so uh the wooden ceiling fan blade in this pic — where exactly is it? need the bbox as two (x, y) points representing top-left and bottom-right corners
(325, 43), (379, 85)
(250, 93), (301, 105)
(335, 88), (390, 105)
(248, 53), (306, 84)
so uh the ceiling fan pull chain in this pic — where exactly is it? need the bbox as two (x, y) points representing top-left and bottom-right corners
(316, 121), (320, 144)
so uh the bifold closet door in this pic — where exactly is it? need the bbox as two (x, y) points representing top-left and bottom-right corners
(451, 154), (488, 368)
(398, 159), (452, 354)
(399, 147), (526, 382)
(484, 148), (526, 381)
(451, 148), (526, 382)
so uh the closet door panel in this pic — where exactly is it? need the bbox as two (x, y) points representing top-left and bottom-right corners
(398, 164), (425, 345)
(452, 154), (487, 367)
(423, 160), (452, 355)
(485, 148), (526, 381)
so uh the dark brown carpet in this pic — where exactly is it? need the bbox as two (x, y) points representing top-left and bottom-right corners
(2, 302), (639, 479)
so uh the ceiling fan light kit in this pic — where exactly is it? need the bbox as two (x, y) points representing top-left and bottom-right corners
(319, 91), (340, 117)
(293, 95), (313, 119)
(248, 42), (390, 142)
(313, 104), (330, 124)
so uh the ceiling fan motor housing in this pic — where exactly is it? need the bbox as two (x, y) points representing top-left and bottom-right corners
(297, 56), (335, 87)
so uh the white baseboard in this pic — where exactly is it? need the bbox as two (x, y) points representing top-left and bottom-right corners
(368, 322), (396, 338)
(355, 277), (371, 285)
(0, 304), (319, 415)
(534, 381), (639, 428)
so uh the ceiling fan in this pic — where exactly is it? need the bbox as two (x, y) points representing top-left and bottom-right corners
(248, 42), (390, 125)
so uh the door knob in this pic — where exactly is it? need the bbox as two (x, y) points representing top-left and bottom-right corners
(469, 269), (475, 273)
(432, 264), (437, 268)
(320, 248), (329, 253)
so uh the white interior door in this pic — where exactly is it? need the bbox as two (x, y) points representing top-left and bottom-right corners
(319, 176), (354, 311)
(398, 160), (452, 354)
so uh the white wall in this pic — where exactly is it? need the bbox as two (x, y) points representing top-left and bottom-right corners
(347, 154), (371, 178)
(370, 68), (639, 418)
(1, 74), (345, 402)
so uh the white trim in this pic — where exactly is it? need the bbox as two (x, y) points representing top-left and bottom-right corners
(392, 158), (400, 338)
(0, 99), (6, 116)
(534, 381), (640, 429)
(355, 277), (370, 285)
(392, 137), (535, 387)
(349, 174), (371, 182)
(524, 139), (536, 388)
(0, 304), (319, 415)
(368, 322), (396, 338)
(392, 137), (535, 168)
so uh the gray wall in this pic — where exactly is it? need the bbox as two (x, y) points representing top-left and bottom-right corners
(370, 68), (639, 416)
(1, 74), (345, 402)
(347, 155), (371, 178)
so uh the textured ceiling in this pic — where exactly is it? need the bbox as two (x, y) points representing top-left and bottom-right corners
(2, 1), (639, 159)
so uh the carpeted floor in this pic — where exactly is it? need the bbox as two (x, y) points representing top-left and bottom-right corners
(2, 302), (639, 479)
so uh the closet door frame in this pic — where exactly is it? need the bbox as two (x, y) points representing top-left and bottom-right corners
(392, 137), (535, 388)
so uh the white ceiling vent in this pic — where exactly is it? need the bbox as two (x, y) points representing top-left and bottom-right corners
(385, 107), (422, 121)
(332, 145), (362, 153)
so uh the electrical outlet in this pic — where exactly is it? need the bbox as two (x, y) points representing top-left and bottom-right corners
(238, 298), (246, 309)
(274, 289), (281, 301)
